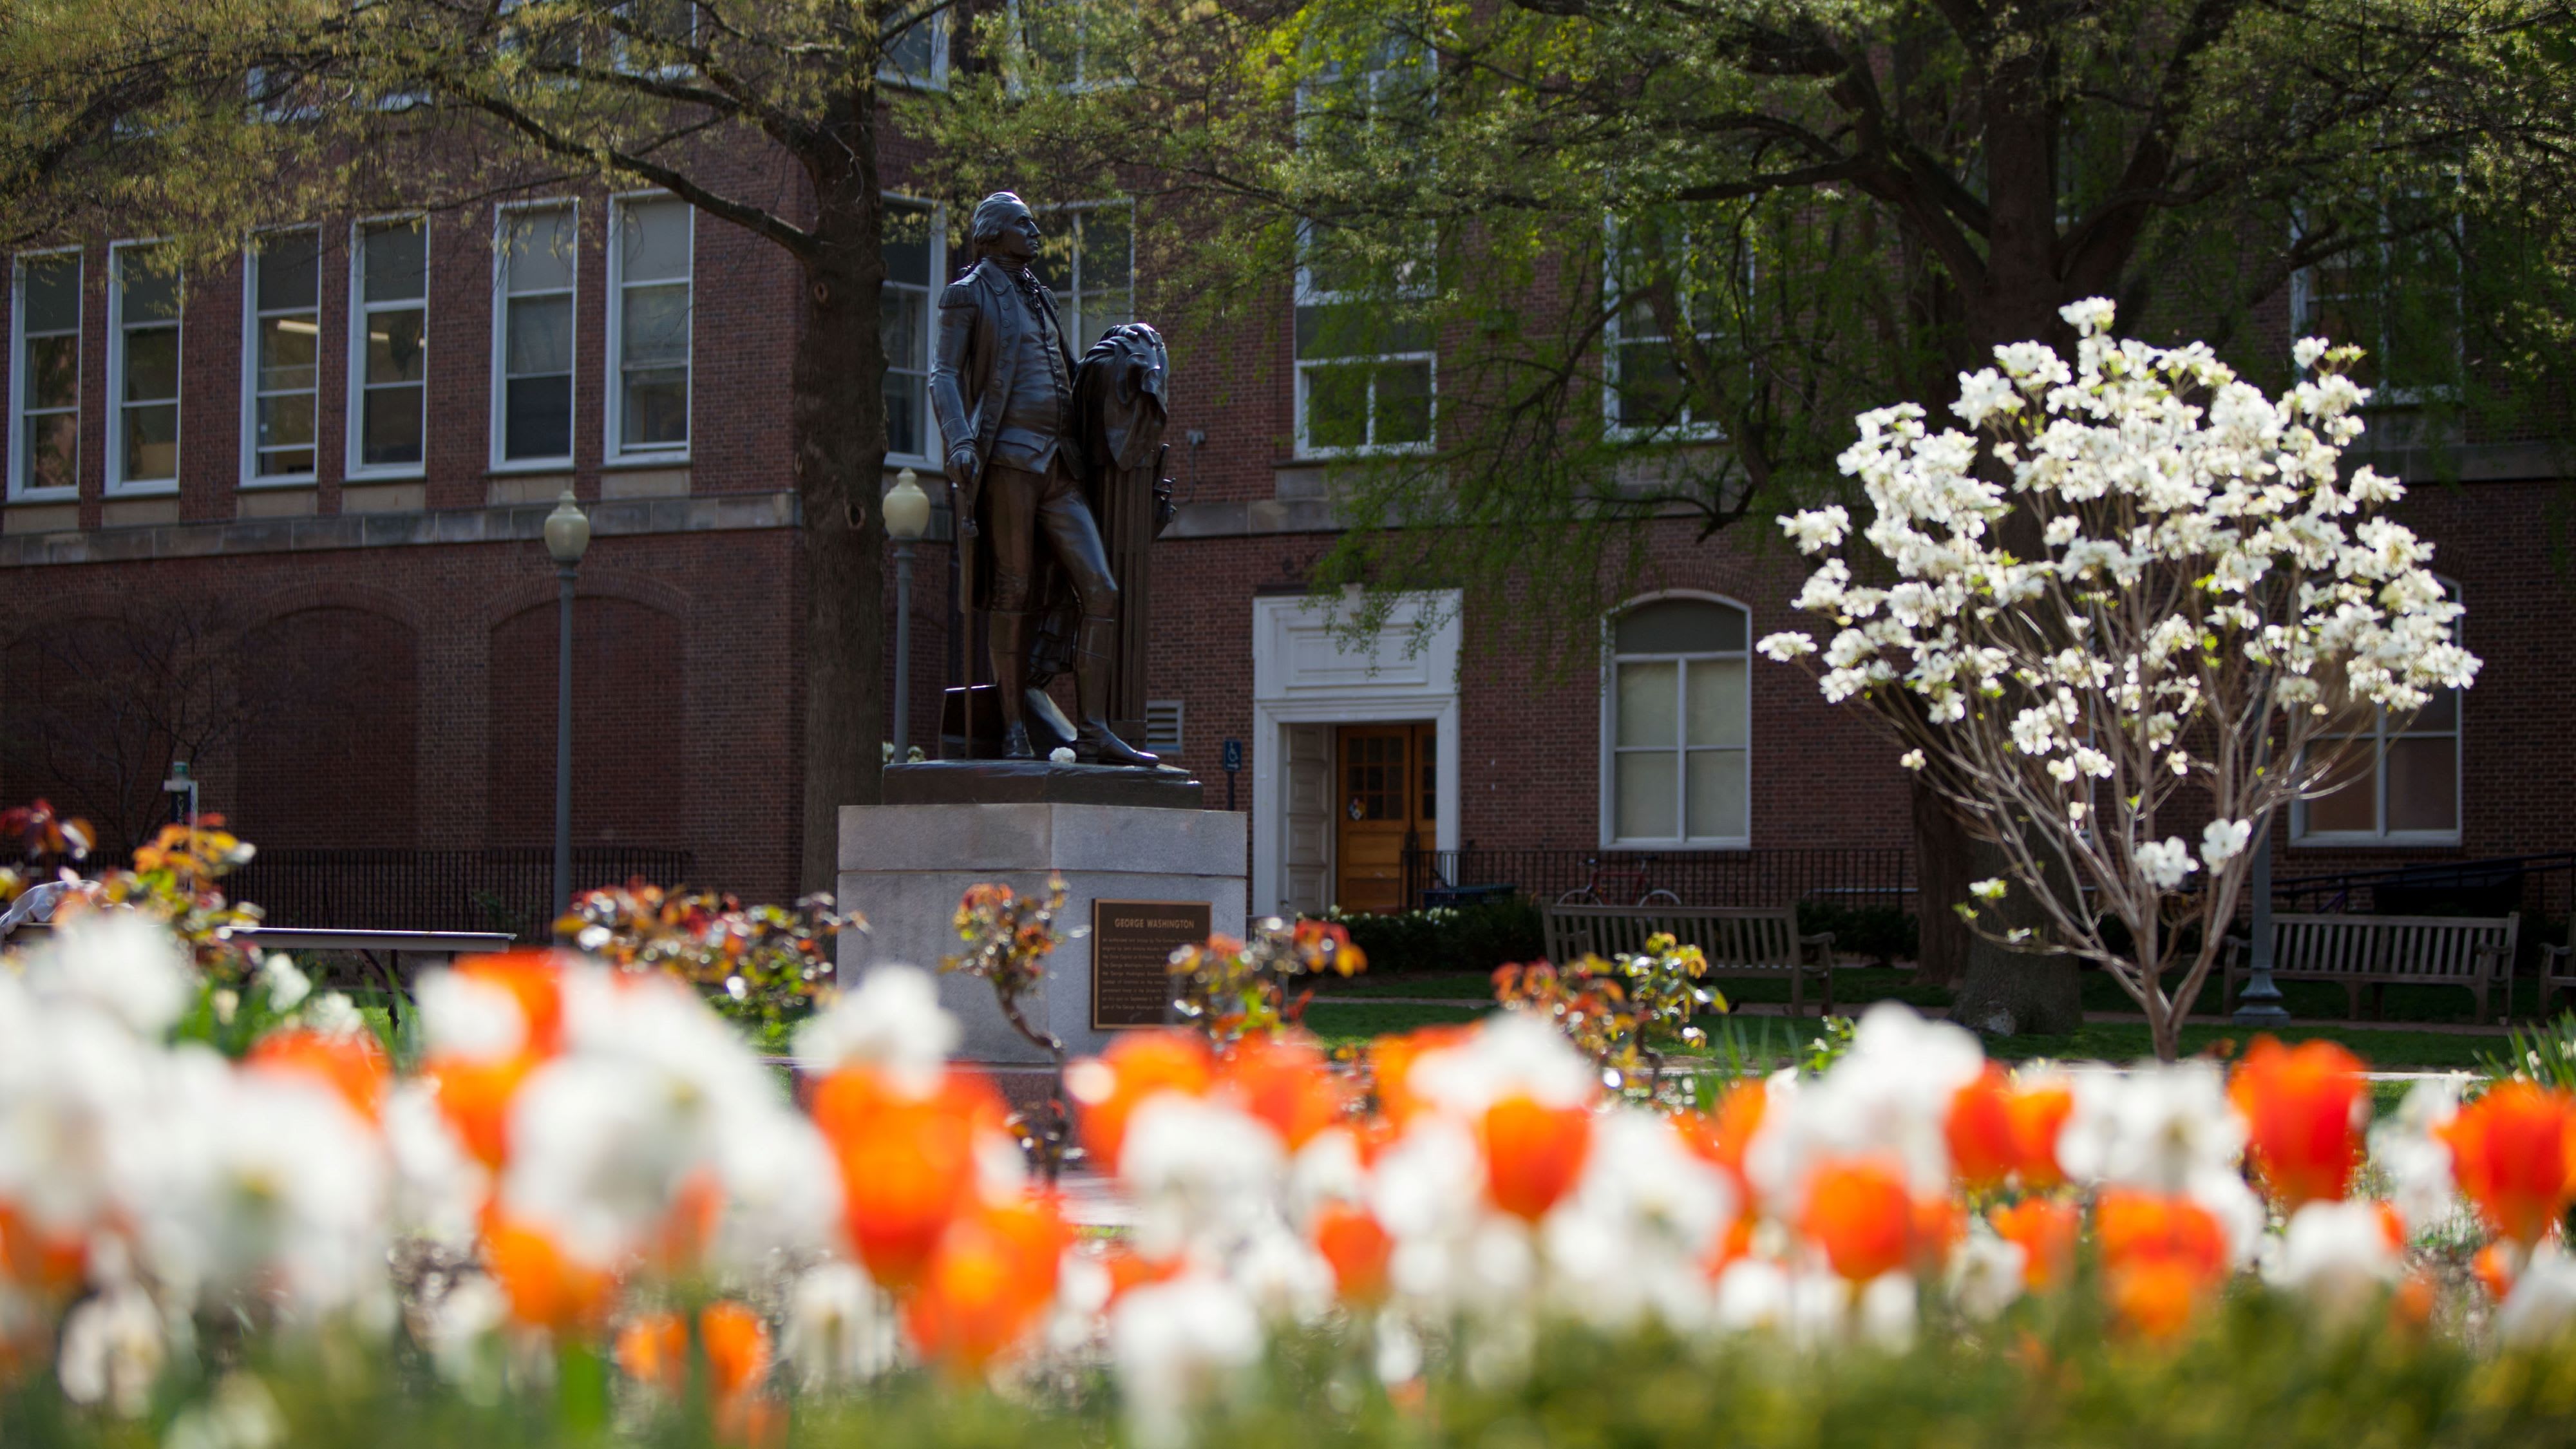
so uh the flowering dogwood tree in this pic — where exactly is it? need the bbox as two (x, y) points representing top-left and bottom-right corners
(1757, 300), (2479, 1063)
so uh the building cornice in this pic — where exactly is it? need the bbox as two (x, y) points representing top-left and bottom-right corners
(0, 491), (799, 567)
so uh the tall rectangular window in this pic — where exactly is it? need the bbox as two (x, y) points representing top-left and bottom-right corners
(1040, 204), (1133, 355)
(245, 229), (320, 481)
(2292, 193), (2462, 404)
(881, 199), (941, 463)
(1291, 44), (1436, 459)
(2295, 582), (2464, 846)
(609, 195), (690, 458)
(879, 6), (947, 87)
(353, 218), (429, 473)
(11, 252), (80, 498)
(1603, 596), (1752, 848)
(109, 244), (181, 490)
(1604, 211), (1739, 440)
(495, 204), (576, 466)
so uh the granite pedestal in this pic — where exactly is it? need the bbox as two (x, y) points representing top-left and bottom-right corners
(837, 795), (1248, 1065)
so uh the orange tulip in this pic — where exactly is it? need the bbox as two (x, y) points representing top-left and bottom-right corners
(813, 1068), (996, 1290)
(1800, 1158), (1917, 1282)
(1676, 1080), (1767, 1204)
(1945, 1066), (2074, 1193)
(1065, 1031), (1214, 1175)
(1099, 1243), (1186, 1305)
(699, 1300), (773, 1399)
(2094, 1190), (2229, 1337)
(455, 950), (568, 1057)
(1481, 1095), (1591, 1222)
(614, 1311), (688, 1390)
(1367, 1026), (1475, 1126)
(2438, 1081), (2576, 1245)
(485, 1218), (617, 1334)
(1223, 1034), (1347, 1150)
(247, 1028), (391, 1124)
(2230, 1037), (2367, 1206)
(427, 1054), (535, 1171)
(1989, 1198), (2079, 1291)
(903, 1195), (1069, 1373)
(0, 1201), (84, 1296)
(1312, 1200), (1394, 1303)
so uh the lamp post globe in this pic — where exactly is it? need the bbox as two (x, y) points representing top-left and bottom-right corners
(544, 490), (592, 565)
(884, 467), (931, 542)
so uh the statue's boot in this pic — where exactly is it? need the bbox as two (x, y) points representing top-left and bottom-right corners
(1074, 615), (1159, 767)
(989, 609), (1037, 760)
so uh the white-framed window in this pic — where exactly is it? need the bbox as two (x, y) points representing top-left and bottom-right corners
(878, 4), (949, 89)
(492, 202), (577, 469)
(1291, 40), (1435, 459)
(1038, 202), (1133, 355)
(10, 249), (81, 500)
(107, 242), (181, 493)
(607, 193), (690, 460)
(2293, 581), (2464, 847)
(350, 216), (429, 477)
(611, 0), (697, 75)
(242, 227), (321, 484)
(1602, 210), (1737, 441)
(1600, 594), (1751, 848)
(1009, 0), (1132, 91)
(2291, 193), (2462, 405)
(881, 196), (944, 466)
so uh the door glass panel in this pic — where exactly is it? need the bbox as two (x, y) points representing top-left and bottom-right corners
(1417, 728), (1435, 822)
(1615, 661), (1676, 747)
(1615, 752), (1677, 840)
(1686, 748), (1748, 840)
(1685, 658), (1747, 748)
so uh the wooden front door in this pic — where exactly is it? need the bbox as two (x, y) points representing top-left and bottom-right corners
(1334, 722), (1435, 914)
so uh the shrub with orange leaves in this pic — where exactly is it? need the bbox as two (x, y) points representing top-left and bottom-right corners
(902, 1196), (1070, 1373)
(2439, 1081), (2576, 1245)
(1482, 1095), (1593, 1221)
(1989, 1198), (2080, 1291)
(2230, 1037), (2367, 1206)
(1946, 1065), (2072, 1192)
(1312, 1200), (1394, 1303)
(1066, 1030), (1215, 1175)
(2095, 1191), (2230, 1337)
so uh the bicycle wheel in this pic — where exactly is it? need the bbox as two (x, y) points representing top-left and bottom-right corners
(1638, 889), (1682, 907)
(1558, 886), (1604, 905)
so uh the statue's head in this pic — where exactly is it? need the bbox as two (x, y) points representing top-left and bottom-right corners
(967, 192), (1039, 267)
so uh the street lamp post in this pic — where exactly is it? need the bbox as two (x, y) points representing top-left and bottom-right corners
(543, 491), (591, 928)
(2232, 827), (2291, 1027)
(883, 468), (933, 764)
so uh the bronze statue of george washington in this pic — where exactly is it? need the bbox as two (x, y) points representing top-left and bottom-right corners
(931, 191), (1157, 766)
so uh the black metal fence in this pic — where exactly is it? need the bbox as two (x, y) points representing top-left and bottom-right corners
(226, 846), (697, 938)
(2269, 851), (2576, 925)
(1399, 846), (1914, 911)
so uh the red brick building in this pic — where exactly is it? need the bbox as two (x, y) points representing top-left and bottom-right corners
(2, 104), (2567, 929)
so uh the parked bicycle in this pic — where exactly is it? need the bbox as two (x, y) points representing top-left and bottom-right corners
(1558, 855), (1682, 907)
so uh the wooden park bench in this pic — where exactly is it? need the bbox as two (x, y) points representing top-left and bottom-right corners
(1542, 903), (1837, 1016)
(2222, 912), (2519, 1024)
(2538, 939), (2576, 1018)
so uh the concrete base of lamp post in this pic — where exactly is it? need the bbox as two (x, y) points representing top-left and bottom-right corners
(837, 800), (1248, 1065)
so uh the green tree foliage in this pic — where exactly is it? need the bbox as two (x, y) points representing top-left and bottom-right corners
(931, 0), (2576, 649)
(0, 0), (969, 889)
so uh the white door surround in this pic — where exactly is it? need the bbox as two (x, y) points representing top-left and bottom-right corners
(1250, 591), (1464, 916)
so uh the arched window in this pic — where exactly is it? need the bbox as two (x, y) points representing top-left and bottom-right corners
(2293, 577), (2463, 846)
(1602, 595), (1750, 848)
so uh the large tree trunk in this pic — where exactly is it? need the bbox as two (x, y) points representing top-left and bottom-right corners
(1946, 835), (2083, 1038)
(792, 135), (891, 896)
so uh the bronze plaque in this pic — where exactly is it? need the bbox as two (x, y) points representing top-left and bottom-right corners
(1091, 898), (1211, 1030)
